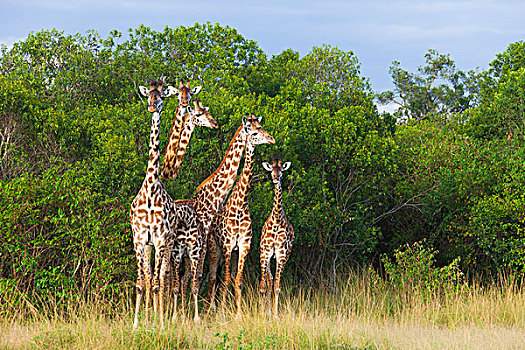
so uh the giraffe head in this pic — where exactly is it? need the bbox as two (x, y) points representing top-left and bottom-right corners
(139, 80), (178, 113)
(263, 158), (291, 184)
(242, 114), (275, 146)
(188, 100), (218, 129)
(174, 79), (202, 109)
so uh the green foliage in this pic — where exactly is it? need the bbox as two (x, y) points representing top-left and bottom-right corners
(378, 49), (480, 122)
(381, 241), (463, 298)
(0, 163), (132, 300)
(382, 118), (525, 277)
(468, 67), (525, 139)
(2, 25), (525, 303)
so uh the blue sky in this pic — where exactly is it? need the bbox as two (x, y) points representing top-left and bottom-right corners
(1, 0), (524, 94)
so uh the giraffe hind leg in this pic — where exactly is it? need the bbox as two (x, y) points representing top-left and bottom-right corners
(206, 236), (220, 311)
(180, 258), (191, 311)
(190, 254), (201, 322)
(220, 249), (233, 313)
(170, 252), (181, 323)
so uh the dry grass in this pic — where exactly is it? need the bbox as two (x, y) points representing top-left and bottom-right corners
(1, 273), (525, 349)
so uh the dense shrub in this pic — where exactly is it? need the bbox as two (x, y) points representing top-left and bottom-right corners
(380, 240), (463, 299)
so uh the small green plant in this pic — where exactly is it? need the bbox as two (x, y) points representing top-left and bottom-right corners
(381, 240), (464, 299)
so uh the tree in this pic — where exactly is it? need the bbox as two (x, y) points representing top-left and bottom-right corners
(377, 49), (480, 122)
(467, 42), (525, 140)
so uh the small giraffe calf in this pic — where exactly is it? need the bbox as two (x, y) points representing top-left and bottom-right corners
(259, 158), (294, 318)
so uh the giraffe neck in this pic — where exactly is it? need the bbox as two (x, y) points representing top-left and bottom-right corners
(162, 106), (186, 179)
(271, 178), (284, 221)
(170, 113), (196, 178)
(230, 141), (254, 203)
(194, 125), (247, 214)
(146, 110), (162, 183)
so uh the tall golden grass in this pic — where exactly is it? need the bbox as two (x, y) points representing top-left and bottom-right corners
(2, 271), (525, 349)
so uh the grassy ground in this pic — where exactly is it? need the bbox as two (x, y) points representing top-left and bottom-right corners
(2, 273), (525, 349)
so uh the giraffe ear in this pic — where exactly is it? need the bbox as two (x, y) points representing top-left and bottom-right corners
(191, 86), (202, 95)
(282, 162), (291, 171)
(262, 162), (273, 172)
(164, 86), (178, 97)
(139, 86), (149, 97)
(257, 116), (262, 123)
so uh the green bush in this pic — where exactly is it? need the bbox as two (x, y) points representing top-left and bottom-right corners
(381, 241), (463, 299)
(0, 163), (132, 301)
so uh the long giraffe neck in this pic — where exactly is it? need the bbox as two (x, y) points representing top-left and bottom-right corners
(162, 106), (186, 179)
(146, 111), (162, 183)
(193, 125), (247, 221)
(169, 113), (196, 178)
(271, 176), (284, 221)
(230, 141), (254, 204)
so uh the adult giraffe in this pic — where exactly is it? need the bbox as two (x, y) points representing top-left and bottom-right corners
(130, 80), (202, 329)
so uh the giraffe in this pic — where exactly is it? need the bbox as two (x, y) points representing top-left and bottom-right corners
(207, 115), (275, 317)
(130, 79), (201, 330)
(259, 158), (294, 318)
(162, 80), (202, 180)
(166, 101), (218, 322)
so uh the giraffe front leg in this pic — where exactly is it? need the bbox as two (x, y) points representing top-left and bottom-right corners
(234, 239), (251, 319)
(273, 253), (288, 320)
(266, 267), (274, 316)
(133, 243), (146, 330)
(158, 240), (173, 329)
(190, 255), (201, 323)
(144, 244), (153, 326)
(258, 245), (271, 294)
(259, 241), (273, 316)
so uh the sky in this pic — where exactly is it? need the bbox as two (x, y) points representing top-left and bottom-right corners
(1, 0), (524, 95)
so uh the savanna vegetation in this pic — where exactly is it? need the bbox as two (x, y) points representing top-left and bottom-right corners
(1, 23), (525, 348)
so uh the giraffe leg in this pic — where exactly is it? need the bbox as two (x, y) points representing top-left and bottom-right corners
(206, 235), (220, 310)
(266, 266), (274, 316)
(220, 248), (233, 312)
(180, 258), (191, 310)
(133, 243), (145, 330)
(197, 233), (208, 283)
(152, 247), (161, 323)
(171, 253), (181, 323)
(158, 239), (173, 329)
(259, 245), (272, 316)
(144, 244), (153, 326)
(273, 254), (287, 319)
(190, 255), (201, 322)
(234, 238), (251, 319)
(168, 254), (176, 319)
